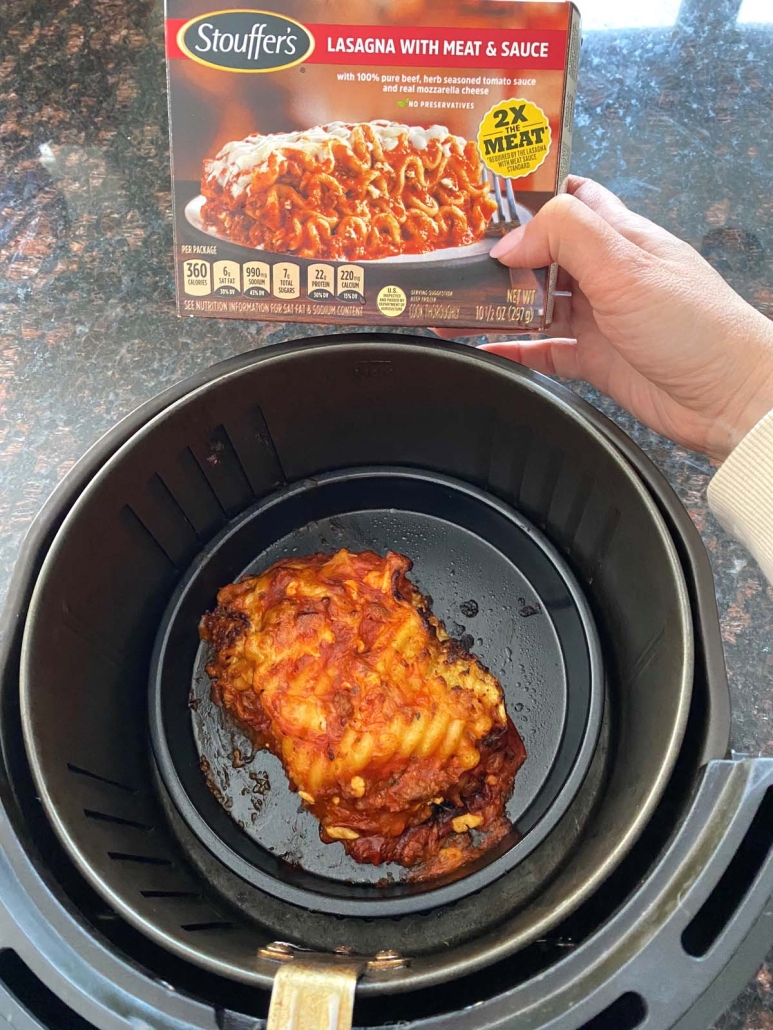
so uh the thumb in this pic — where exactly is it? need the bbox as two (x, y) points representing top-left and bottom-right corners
(490, 193), (647, 296)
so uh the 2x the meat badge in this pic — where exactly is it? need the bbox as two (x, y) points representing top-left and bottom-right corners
(477, 99), (552, 179)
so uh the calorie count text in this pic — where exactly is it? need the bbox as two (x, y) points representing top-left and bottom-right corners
(184, 260), (209, 285)
(181, 258), (365, 302)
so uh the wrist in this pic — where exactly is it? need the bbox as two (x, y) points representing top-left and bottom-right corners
(710, 313), (773, 461)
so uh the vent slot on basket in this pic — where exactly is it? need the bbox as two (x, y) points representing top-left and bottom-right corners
(180, 921), (235, 932)
(579, 993), (647, 1030)
(107, 852), (173, 866)
(127, 473), (201, 569)
(67, 763), (138, 794)
(120, 504), (179, 571)
(682, 786), (773, 957)
(189, 425), (256, 517)
(557, 471), (594, 554)
(141, 890), (203, 899)
(84, 809), (152, 830)
(222, 406), (286, 495)
(0, 949), (95, 1029)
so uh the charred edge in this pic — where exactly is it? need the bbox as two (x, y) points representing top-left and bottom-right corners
(200, 604), (250, 651)
(342, 716), (524, 873)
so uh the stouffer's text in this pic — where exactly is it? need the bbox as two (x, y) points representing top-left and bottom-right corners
(194, 21), (301, 59)
(178, 11), (315, 71)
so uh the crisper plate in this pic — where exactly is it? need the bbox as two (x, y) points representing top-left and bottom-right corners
(150, 467), (603, 916)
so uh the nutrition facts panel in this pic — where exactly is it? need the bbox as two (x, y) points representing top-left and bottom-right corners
(180, 258), (367, 304)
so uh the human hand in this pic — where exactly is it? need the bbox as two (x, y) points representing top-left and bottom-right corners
(438, 177), (773, 461)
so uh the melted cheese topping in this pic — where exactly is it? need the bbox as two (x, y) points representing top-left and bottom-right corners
(206, 120), (460, 196)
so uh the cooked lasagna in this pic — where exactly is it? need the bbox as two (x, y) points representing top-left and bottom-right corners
(200, 120), (499, 261)
(200, 550), (525, 875)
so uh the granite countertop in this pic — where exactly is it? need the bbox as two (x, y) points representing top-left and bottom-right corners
(0, 0), (771, 1027)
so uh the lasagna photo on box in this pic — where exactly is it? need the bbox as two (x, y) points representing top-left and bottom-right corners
(196, 120), (499, 261)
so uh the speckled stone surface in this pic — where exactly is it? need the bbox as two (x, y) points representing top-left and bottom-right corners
(0, 0), (771, 1026)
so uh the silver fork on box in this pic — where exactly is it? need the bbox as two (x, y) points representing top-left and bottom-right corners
(483, 168), (521, 234)
(483, 168), (573, 300)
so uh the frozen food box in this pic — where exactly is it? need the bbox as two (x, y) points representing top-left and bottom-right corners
(165, 0), (581, 331)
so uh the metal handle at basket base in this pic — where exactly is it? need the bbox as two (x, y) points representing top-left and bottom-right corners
(262, 943), (408, 1030)
(267, 960), (361, 1030)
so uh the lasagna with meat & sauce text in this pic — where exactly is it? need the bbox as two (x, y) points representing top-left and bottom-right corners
(200, 120), (499, 261)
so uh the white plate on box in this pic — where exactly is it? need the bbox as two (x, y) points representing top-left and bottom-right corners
(184, 194), (532, 265)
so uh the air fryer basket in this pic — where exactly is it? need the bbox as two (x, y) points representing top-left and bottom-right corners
(150, 466), (603, 917)
(3, 336), (771, 1030)
(18, 336), (696, 997)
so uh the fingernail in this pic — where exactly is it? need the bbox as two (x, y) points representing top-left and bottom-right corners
(490, 225), (525, 260)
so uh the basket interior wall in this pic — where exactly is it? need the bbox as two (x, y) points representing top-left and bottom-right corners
(19, 343), (692, 993)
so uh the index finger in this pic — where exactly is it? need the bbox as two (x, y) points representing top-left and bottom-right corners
(489, 193), (650, 297)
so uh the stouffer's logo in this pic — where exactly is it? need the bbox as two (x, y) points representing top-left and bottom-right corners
(177, 9), (315, 72)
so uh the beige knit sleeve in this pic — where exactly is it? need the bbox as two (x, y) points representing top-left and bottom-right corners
(707, 409), (773, 581)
